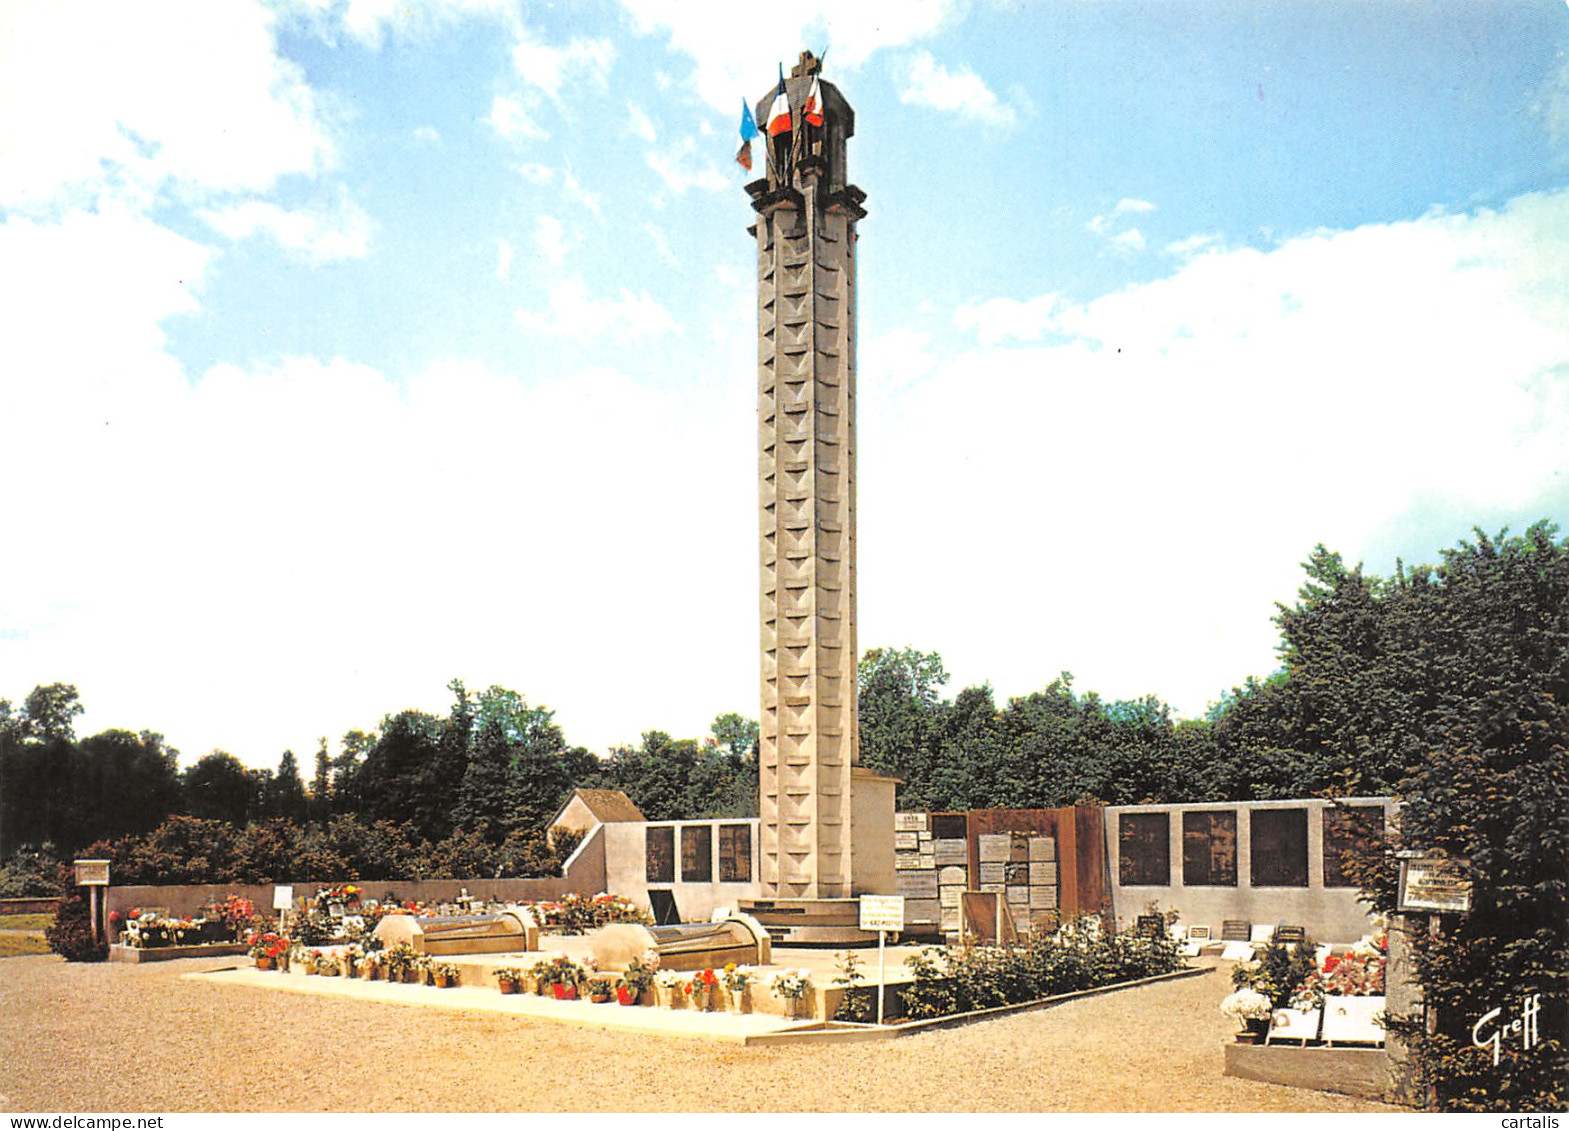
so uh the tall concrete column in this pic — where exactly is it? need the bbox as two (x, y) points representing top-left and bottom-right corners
(748, 54), (871, 902)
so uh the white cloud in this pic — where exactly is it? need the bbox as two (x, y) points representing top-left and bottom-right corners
(895, 50), (1018, 127)
(489, 94), (550, 142)
(953, 294), (1062, 346)
(201, 189), (374, 263)
(412, 125), (441, 144)
(862, 190), (1569, 716)
(646, 224), (679, 266)
(0, 0), (334, 211)
(1088, 199), (1156, 253)
(562, 167), (603, 219)
(495, 239), (514, 282)
(515, 162), (556, 184)
(535, 215), (572, 266)
(510, 28), (615, 99)
(619, 0), (961, 113)
(627, 101), (658, 143)
(311, 0), (518, 50)
(645, 140), (729, 193)
(515, 277), (678, 338)
(1165, 232), (1223, 259)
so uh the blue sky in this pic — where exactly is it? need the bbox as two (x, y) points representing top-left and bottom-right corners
(2, 0), (1566, 770)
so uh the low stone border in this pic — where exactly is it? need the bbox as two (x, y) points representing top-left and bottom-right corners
(109, 943), (249, 964)
(746, 966), (1214, 1045)
(1223, 1041), (1389, 1100)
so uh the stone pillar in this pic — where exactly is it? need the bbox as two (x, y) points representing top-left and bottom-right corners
(748, 55), (868, 900)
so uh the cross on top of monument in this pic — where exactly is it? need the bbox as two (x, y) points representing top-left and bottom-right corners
(790, 51), (823, 79)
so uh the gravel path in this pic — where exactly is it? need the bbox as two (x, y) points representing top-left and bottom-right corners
(0, 954), (1397, 1113)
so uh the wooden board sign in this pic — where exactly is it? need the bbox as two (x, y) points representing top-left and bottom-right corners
(1399, 856), (1472, 913)
(74, 859), (110, 886)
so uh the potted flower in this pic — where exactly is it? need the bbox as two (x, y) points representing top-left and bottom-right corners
(382, 942), (416, 983)
(721, 963), (752, 1013)
(619, 954), (657, 1005)
(1220, 988), (1273, 1042)
(686, 968), (719, 1011)
(770, 969), (813, 1019)
(655, 968), (687, 1008)
(528, 958), (553, 995)
(540, 953), (583, 999)
(585, 975), (615, 1003)
(432, 962), (462, 989)
(313, 950), (341, 977)
(357, 952), (383, 980)
(247, 931), (288, 970)
(494, 966), (525, 995)
(339, 944), (363, 977)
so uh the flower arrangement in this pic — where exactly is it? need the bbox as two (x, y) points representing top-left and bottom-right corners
(721, 962), (751, 994)
(686, 968), (719, 1009)
(205, 894), (259, 941)
(357, 952), (384, 979)
(1220, 988), (1273, 1024)
(621, 954), (657, 998)
(312, 883), (363, 910)
(311, 949), (340, 976)
(247, 931), (289, 965)
(494, 966), (525, 994)
(431, 962), (461, 988)
(537, 952), (584, 990)
(1290, 933), (1387, 1008)
(654, 968), (687, 1006)
(382, 942), (418, 982)
(585, 975), (615, 1002)
(770, 969), (812, 999)
(1231, 934), (1319, 1010)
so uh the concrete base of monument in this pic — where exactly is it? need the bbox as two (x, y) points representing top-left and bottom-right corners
(738, 897), (879, 946)
(1223, 1041), (1390, 1100)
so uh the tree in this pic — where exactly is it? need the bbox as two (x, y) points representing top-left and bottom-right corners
(857, 646), (949, 798)
(309, 739), (332, 824)
(267, 750), (310, 824)
(182, 751), (257, 826)
(1372, 524), (1569, 1109)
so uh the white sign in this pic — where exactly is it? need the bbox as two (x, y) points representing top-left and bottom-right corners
(859, 894), (905, 933)
(74, 859), (110, 887)
(272, 885), (294, 911)
(1399, 856), (1472, 913)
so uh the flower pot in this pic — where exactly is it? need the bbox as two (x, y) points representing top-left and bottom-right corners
(435, 974), (456, 989)
(553, 983), (577, 1001)
(498, 979), (519, 995)
(254, 955), (275, 971)
(726, 988), (749, 1014)
(616, 986), (635, 1006)
(590, 993), (610, 1004)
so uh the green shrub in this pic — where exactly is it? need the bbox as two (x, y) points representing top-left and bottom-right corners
(899, 916), (1185, 1021)
(44, 869), (106, 962)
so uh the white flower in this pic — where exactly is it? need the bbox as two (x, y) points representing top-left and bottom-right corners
(1220, 988), (1272, 1022)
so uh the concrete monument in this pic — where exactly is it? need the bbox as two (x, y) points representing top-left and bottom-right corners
(740, 53), (897, 943)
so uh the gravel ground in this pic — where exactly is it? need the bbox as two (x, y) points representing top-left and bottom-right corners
(0, 954), (1398, 1113)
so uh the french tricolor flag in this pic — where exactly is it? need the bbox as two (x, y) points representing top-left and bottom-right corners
(803, 75), (824, 128)
(766, 70), (792, 137)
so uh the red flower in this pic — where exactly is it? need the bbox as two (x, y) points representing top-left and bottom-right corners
(1323, 956), (1340, 973)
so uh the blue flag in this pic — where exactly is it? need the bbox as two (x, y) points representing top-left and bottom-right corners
(739, 98), (759, 143)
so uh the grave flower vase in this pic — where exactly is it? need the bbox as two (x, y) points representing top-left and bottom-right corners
(255, 955), (274, 971)
(616, 986), (635, 1006)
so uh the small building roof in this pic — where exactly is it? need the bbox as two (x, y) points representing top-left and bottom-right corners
(550, 787), (646, 830)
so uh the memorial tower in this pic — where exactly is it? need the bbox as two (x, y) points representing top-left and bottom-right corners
(742, 54), (895, 934)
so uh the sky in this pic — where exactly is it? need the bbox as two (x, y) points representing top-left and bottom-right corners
(2, 0), (1566, 771)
